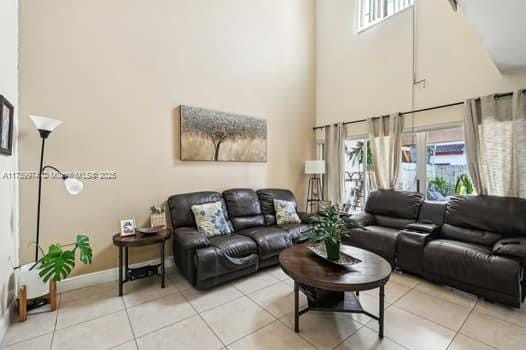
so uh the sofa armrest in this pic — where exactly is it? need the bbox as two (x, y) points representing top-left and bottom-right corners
(173, 227), (210, 251)
(297, 211), (311, 224)
(493, 237), (526, 265)
(349, 212), (375, 226)
(406, 222), (440, 234)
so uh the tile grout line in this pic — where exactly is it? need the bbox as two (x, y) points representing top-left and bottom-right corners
(411, 284), (478, 309)
(49, 296), (60, 350)
(128, 313), (199, 342)
(230, 278), (320, 350)
(177, 286), (229, 349)
(444, 298), (479, 350)
(472, 304), (526, 330)
(122, 298), (140, 350)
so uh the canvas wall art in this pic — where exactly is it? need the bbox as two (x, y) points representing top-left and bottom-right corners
(180, 105), (267, 162)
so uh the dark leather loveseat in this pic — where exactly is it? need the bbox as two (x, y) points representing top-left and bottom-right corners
(167, 188), (310, 289)
(346, 190), (526, 307)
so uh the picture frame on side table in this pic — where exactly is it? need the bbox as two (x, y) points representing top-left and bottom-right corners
(0, 95), (14, 156)
(120, 217), (136, 236)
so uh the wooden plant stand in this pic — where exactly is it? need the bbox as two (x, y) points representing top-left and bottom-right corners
(18, 280), (57, 322)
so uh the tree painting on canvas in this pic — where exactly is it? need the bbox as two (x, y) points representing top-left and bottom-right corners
(180, 105), (267, 162)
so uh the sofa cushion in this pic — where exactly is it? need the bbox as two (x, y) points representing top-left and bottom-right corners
(374, 215), (414, 229)
(168, 191), (229, 229)
(277, 223), (310, 243)
(423, 239), (522, 298)
(257, 189), (298, 226)
(493, 237), (526, 265)
(223, 189), (266, 230)
(208, 234), (257, 258)
(344, 225), (400, 265)
(236, 226), (292, 259)
(445, 195), (526, 237)
(366, 190), (423, 220)
(418, 201), (446, 225)
(441, 223), (502, 247)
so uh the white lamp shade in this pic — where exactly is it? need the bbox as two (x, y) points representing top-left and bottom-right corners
(305, 160), (326, 175)
(64, 178), (84, 195)
(29, 115), (63, 132)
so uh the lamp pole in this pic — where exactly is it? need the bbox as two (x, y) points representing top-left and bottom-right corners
(35, 130), (50, 262)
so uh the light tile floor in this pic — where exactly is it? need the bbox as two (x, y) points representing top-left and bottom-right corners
(2, 266), (526, 350)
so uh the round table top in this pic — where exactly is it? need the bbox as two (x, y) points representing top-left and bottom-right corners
(112, 228), (172, 247)
(279, 243), (392, 292)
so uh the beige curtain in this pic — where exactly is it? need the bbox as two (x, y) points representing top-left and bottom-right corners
(464, 90), (526, 197)
(368, 114), (402, 190)
(325, 123), (345, 205)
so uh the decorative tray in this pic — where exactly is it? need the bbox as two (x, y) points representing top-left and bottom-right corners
(136, 226), (164, 235)
(307, 243), (362, 266)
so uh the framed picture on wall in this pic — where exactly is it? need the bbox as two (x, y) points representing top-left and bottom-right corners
(0, 95), (14, 156)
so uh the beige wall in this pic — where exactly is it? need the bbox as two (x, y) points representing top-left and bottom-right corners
(0, 0), (19, 339)
(19, 0), (316, 274)
(316, 0), (526, 134)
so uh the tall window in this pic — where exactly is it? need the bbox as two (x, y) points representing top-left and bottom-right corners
(358, 0), (414, 31)
(397, 125), (473, 200)
(344, 138), (372, 214)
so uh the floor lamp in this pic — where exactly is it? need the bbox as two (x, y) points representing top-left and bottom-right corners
(30, 115), (84, 261)
(305, 160), (325, 213)
(18, 115), (84, 315)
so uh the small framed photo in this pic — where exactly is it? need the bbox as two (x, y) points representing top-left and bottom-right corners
(120, 217), (136, 236)
(0, 95), (14, 156)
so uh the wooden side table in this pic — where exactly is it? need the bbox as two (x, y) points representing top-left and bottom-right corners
(112, 228), (172, 296)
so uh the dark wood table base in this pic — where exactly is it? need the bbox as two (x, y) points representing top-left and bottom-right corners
(118, 242), (166, 296)
(112, 229), (171, 297)
(294, 281), (385, 338)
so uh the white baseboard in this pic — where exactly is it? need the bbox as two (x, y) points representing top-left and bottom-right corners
(58, 256), (175, 294)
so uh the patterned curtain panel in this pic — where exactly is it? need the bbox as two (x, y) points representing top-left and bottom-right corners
(464, 90), (526, 197)
(367, 114), (402, 190)
(326, 123), (345, 205)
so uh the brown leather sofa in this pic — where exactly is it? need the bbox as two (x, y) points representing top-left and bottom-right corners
(347, 190), (526, 307)
(167, 188), (309, 289)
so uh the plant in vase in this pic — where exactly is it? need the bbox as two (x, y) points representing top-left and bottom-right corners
(150, 205), (167, 227)
(32, 234), (93, 282)
(308, 205), (362, 261)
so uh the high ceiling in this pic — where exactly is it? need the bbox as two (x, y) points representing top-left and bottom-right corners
(458, 0), (526, 74)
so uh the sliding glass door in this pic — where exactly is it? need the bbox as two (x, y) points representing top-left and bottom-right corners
(344, 138), (371, 213)
(398, 125), (472, 200)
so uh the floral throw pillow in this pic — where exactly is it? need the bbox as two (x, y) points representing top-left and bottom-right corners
(191, 201), (232, 237)
(273, 199), (301, 225)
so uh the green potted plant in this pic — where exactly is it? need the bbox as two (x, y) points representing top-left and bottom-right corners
(32, 234), (93, 282)
(455, 174), (474, 195)
(429, 176), (449, 196)
(308, 206), (362, 261)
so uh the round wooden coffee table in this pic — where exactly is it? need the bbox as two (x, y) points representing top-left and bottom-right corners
(279, 243), (392, 338)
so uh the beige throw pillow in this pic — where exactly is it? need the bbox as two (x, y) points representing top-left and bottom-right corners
(191, 201), (232, 237)
(273, 199), (301, 225)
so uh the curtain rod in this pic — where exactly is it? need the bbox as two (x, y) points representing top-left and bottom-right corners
(312, 91), (522, 131)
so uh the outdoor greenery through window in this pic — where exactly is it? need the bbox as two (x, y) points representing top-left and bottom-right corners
(397, 126), (474, 201)
(344, 139), (373, 214)
(358, 0), (414, 31)
(343, 125), (473, 212)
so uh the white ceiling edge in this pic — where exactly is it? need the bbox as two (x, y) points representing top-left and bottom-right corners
(458, 0), (526, 74)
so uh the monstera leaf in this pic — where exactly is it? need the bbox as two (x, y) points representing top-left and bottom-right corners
(76, 234), (93, 264)
(38, 244), (76, 282)
(36, 234), (93, 283)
